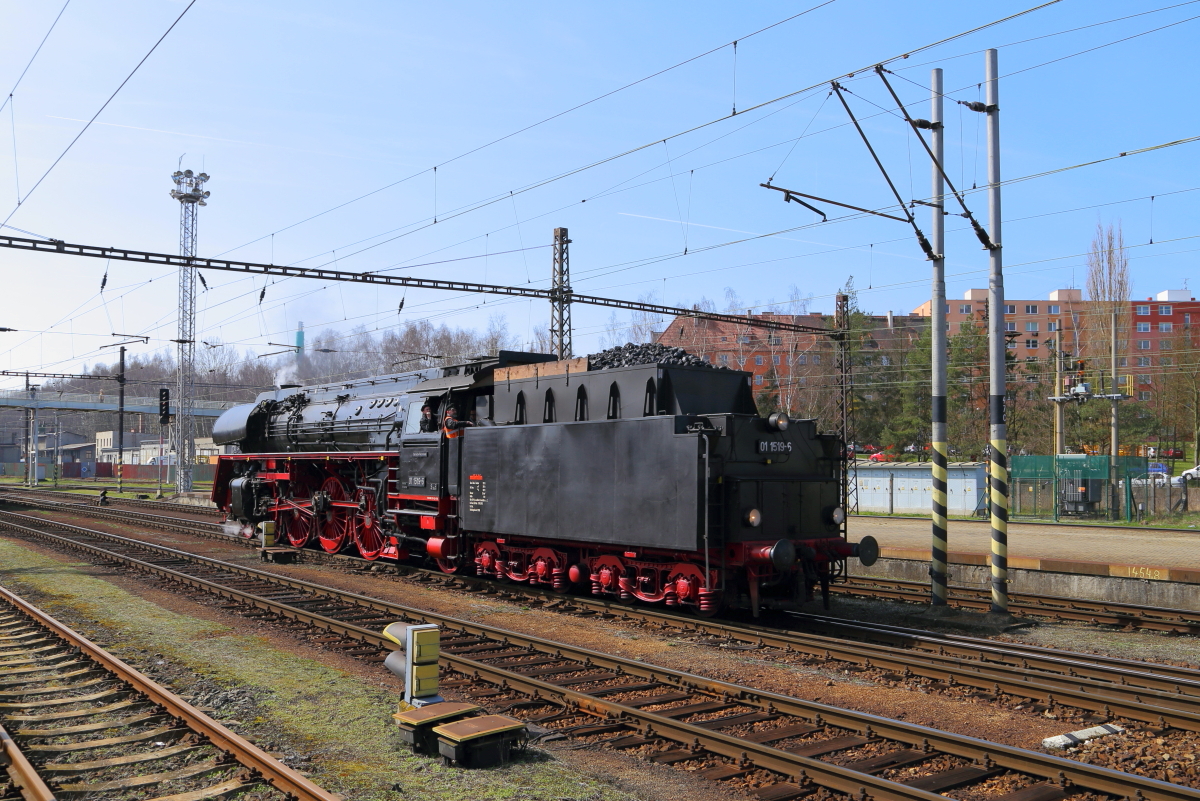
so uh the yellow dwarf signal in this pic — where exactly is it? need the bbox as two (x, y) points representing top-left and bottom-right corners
(382, 623), (442, 707)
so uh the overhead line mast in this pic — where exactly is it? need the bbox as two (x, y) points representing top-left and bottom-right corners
(170, 168), (210, 495)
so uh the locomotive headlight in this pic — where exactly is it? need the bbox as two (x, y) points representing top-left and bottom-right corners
(768, 412), (790, 431)
(831, 506), (846, 525)
(744, 508), (762, 527)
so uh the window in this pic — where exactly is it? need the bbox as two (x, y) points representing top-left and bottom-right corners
(679, 326), (685, 337)
(606, 383), (621, 419)
(719, 354), (729, 363)
(754, 375), (763, 386)
(1160, 305), (1173, 315)
(1137, 356), (1152, 367)
(796, 354), (807, 365)
(1118, 357), (1127, 367)
(1138, 391), (1152, 401)
(1161, 339), (1174, 350)
(1025, 356), (1037, 363)
(1004, 304), (1015, 314)
(738, 335), (751, 344)
(514, 392), (527, 425)
(1025, 339), (1038, 349)
(1004, 322), (1016, 332)
(1161, 356), (1173, 366)
(1025, 322), (1039, 332)
(1047, 321), (1058, 332)
(1025, 391), (1035, 401)
(1048, 304), (1060, 314)
(1136, 305), (1150, 315)
(1006, 341), (1017, 349)
(862, 356), (873, 366)
(720, 337), (728, 342)
(946, 323), (951, 331)
(959, 304), (972, 314)
(1138, 340), (1152, 350)
(643, 378), (657, 416)
(1025, 374), (1038, 383)
(755, 355), (763, 366)
(769, 336), (782, 346)
(574, 386), (588, 421)
(1137, 375), (1152, 385)
(880, 355), (890, 366)
(1186, 313), (1192, 327)
(944, 304), (950, 314)
(1160, 322), (1174, 332)
(813, 354), (822, 365)
(543, 389), (556, 423)
(773, 354), (781, 365)
(1025, 304), (1038, 314)
(1137, 322), (1151, 333)
(797, 376), (807, 386)
(1072, 313), (1080, 325)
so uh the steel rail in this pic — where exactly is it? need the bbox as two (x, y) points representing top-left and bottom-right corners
(0, 486), (222, 517)
(835, 576), (1200, 634)
(8, 499), (1200, 721)
(0, 721), (55, 801)
(0, 517), (1195, 801)
(851, 512), (1200, 536)
(0, 583), (340, 801)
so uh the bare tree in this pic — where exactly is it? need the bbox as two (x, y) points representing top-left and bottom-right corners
(1084, 223), (1131, 372)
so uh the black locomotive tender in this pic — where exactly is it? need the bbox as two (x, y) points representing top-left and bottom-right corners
(211, 348), (877, 615)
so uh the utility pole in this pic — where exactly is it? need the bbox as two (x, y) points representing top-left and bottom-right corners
(1053, 317), (1065, 455)
(170, 169), (210, 495)
(23, 372), (30, 486)
(983, 49), (1010, 616)
(549, 227), (572, 360)
(1110, 311), (1120, 519)
(117, 345), (126, 496)
(928, 67), (949, 609)
(26, 374), (38, 486)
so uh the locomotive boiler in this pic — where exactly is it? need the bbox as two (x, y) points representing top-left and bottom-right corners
(211, 349), (878, 615)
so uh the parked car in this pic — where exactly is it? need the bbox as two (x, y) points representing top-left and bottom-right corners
(1125, 471), (1185, 487)
(1163, 448), (1185, 459)
(868, 449), (894, 462)
(1181, 464), (1200, 482)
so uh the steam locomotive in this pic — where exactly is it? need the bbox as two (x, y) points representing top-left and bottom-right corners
(210, 349), (877, 615)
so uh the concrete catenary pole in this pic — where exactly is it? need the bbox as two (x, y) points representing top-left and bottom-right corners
(1110, 310), (1120, 519)
(929, 68), (949, 608)
(117, 345), (126, 496)
(1054, 317), (1065, 455)
(984, 49), (1010, 615)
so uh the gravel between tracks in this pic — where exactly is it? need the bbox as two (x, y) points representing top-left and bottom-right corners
(13, 505), (1200, 790)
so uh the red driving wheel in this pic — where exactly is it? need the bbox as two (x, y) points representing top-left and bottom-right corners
(353, 487), (385, 560)
(317, 476), (351, 554)
(280, 506), (310, 548)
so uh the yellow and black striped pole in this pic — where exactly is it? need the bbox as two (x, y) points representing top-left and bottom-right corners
(984, 49), (1009, 615)
(928, 68), (948, 608)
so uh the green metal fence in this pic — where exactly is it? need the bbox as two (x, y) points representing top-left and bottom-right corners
(1010, 455), (1154, 521)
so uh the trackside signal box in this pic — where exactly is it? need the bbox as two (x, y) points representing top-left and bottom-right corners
(382, 622), (442, 707)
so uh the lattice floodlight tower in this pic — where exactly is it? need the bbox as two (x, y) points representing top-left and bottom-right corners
(169, 169), (210, 494)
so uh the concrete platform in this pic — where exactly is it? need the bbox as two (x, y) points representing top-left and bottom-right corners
(849, 515), (1200, 610)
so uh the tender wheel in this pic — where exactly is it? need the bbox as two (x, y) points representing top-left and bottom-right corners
(317, 476), (351, 553)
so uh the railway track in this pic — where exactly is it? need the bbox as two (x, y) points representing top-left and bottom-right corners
(0, 581), (338, 801)
(0, 511), (1198, 801)
(0, 485), (222, 517)
(6, 494), (1200, 733)
(834, 576), (1200, 635)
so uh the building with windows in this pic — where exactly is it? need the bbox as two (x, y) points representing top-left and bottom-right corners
(912, 288), (1200, 403)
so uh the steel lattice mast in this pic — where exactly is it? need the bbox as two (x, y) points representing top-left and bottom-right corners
(169, 168), (210, 494)
(549, 227), (572, 359)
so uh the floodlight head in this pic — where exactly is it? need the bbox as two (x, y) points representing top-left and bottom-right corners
(198, 173), (209, 181)
(172, 170), (182, 178)
(184, 169), (193, 177)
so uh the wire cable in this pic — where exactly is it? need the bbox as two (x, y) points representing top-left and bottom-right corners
(0, 0), (197, 230)
(0, 0), (72, 117)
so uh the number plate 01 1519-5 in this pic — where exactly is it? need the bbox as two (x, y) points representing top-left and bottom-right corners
(407, 475), (426, 487)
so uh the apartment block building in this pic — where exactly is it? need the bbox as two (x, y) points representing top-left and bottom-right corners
(912, 288), (1200, 403)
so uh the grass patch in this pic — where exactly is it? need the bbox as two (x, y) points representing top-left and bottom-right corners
(0, 537), (631, 801)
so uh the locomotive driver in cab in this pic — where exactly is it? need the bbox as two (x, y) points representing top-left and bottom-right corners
(418, 404), (439, 433)
(443, 405), (473, 438)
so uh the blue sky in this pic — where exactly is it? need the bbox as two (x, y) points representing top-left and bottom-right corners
(0, 0), (1196, 384)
